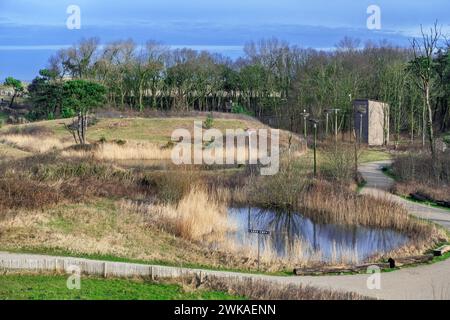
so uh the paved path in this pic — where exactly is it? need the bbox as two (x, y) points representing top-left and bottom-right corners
(359, 160), (450, 230)
(1, 161), (449, 300)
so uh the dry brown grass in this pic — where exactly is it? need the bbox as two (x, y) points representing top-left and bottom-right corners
(0, 200), (218, 266)
(0, 143), (31, 160)
(120, 186), (232, 242)
(0, 134), (72, 153)
(197, 275), (369, 300)
(0, 178), (62, 209)
(61, 141), (173, 161)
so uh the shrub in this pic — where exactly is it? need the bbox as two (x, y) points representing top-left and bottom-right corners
(392, 153), (450, 185)
(141, 171), (200, 204)
(391, 152), (450, 201)
(0, 178), (61, 209)
(321, 143), (355, 183)
(231, 104), (251, 115)
(115, 139), (127, 146)
(99, 136), (107, 144)
(61, 107), (75, 119)
(203, 113), (214, 129)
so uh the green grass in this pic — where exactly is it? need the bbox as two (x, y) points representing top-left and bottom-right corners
(0, 274), (243, 300)
(0, 117), (254, 144)
(381, 166), (397, 180)
(356, 180), (367, 194)
(399, 194), (450, 213)
(358, 149), (392, 163)
(443, 133), (450, 145)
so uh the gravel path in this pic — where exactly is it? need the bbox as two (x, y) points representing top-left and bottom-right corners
(1, 161), (449, 300)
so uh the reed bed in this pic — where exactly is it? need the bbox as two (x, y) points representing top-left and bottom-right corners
(120, 187), (232, 242)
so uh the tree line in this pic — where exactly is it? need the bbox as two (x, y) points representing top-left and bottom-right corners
(15, 24), (450, 153)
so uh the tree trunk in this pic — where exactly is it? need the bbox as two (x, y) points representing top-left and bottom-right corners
(425, 85), (435, 158)
(8, 92), (17, 108)
(422, 100), (426, 148)
(77, 112), (83, 145)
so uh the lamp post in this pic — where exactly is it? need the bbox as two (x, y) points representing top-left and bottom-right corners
(309, 119), (319, 177)
(300, 109), (310, 140)
(359, 113), (363, 144)
(324, 110), (330, 137)
(356, 105), (367, 146)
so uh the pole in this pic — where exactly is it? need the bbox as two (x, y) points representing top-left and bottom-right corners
(359, 113), (363, 146)
(325, 113), (329, 137)
(335, 110), (338, 144)
(303, 115), (307, 139)
(257, 233), (260, 271)
(313, 123), (317, 177)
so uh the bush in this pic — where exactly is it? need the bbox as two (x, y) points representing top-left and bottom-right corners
(203, 113), (214, 129)
(114, 139), (127, 146)
(392, 153), (450, 185)
(321, 143), (355, 183)
(0, 178), (61, 209)
(61, 107), (75, 119)
(47, 112), (55, 120)
(391, 152), (450, 201)
(231, 104), (251, 115)
(444, 135), (450, 145)
(141, 171), (200, 204)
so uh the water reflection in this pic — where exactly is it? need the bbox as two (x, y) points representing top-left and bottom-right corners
(228, 208), (409, 263)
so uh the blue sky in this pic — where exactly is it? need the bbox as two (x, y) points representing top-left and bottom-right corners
(1, 0), (449, 80)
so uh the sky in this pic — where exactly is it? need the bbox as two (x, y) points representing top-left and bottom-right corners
(0, 0), (449, 80)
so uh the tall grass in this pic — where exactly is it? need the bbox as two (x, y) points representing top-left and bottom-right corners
(0, 135), (72, 153)
(62, 141), (174, 161)
(121, 186), (232, 242)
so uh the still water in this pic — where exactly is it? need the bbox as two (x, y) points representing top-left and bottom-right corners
(227, 208), (409, 263)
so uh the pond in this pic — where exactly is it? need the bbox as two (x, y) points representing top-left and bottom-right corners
(227, 208), (409, 264)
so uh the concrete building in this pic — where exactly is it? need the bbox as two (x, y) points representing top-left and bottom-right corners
(353, 99), (389, 146)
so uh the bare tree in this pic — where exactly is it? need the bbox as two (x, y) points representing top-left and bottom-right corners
(410, 22), (442, 158)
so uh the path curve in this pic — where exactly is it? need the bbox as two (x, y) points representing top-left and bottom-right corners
(1, 161), (449, 300)
(359, 160), (450, 230)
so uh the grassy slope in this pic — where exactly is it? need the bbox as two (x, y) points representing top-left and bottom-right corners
(0, 199), (225, 269)
(0, 116), (300, 153)
(0, 274), (242, 300)
(0, 117), (262, 143)
(0, 143), (30, 159)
